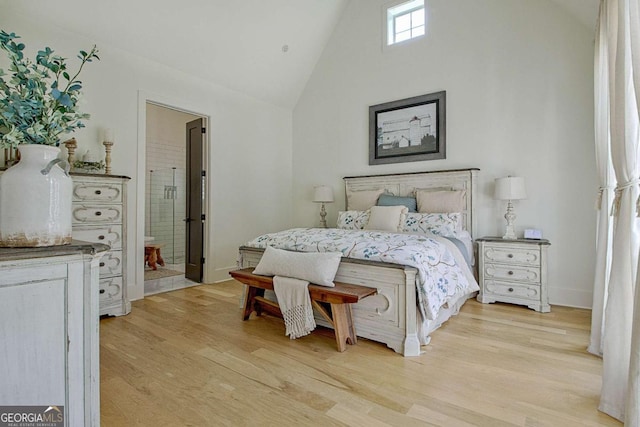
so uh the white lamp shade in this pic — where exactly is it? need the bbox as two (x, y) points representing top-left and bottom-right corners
(313, 185), (334, 203)
(494, 176), (527, 200)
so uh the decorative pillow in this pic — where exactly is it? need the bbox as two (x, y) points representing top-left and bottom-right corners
(415, 189), (466, 213)
(336, 210), (370, 230)
(364, 205), (408, 232)
(402, 212), (462, 237)
(347, 188), (385, 211)
(252, 246), (342, 287)
(376, 194), (417, 212)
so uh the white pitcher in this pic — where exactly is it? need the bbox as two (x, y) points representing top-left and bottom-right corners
(0, 144), (72, 247)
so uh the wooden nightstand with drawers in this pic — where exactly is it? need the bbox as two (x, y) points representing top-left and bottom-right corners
(477, 237), (550, 312)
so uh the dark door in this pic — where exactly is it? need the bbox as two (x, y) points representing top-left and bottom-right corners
(185, 118), (205, 282)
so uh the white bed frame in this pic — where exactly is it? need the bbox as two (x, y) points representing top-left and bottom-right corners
(239, 168), (479, 356)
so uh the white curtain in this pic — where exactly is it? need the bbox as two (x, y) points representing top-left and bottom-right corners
(596, 0), (640, 422)
(627, 0), (640, 423)
(589, 0), (616, 358)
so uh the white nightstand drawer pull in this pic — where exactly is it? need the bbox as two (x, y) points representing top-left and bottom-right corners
(484, 247), (540, 266)
(485, 265), (540, 282)
(74, 182), (121, 202)
(508, 287), (514, 292)
(73, 205), (121, 224)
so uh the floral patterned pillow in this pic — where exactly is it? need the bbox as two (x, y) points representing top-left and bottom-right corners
(402, 212), (461, 237)
(336, 210), (370, 230)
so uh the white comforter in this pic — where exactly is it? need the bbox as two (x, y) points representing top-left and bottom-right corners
(245, 228), (479, 321)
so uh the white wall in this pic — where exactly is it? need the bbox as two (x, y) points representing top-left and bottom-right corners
(293, 0), (597, 307)
(1, 12), (294, 300)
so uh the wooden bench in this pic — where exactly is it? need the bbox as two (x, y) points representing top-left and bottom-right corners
(229, 267), (377, 352)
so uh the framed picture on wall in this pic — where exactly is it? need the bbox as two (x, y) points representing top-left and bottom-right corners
(369, 91), (446, 165)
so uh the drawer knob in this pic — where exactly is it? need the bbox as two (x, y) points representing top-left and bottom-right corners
(95, 211), (102, 216)
(508, 271), (514, 275)
(95, 190), (102, 195)
(508, 287), (514, 292)
(507, 253), (514, 258)
(99, 289), (105, 294)
(99, 262), (105, 267)
(98, 235), (105, 240)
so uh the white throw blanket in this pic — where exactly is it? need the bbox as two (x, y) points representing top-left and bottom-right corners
(272, 275), (316, 339)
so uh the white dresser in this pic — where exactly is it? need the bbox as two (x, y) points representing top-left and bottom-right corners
(0, 242), (108, 426)
(71, 173), (131, 316)
(477, 237), (550, 312)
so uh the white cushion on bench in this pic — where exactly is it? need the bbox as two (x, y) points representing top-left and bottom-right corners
(252, 246), (342, 287)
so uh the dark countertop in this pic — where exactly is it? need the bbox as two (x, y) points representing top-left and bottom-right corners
(69, 171), (131, 180)
(0, 167), (130, 180)
(477, 236), (550, 245)
(0, 240), (110, 262)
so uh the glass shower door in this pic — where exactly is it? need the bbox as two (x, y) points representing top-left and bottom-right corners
(146, 167), (186, 266)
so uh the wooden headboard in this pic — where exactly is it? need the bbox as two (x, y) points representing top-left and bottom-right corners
(343, 168), (479, 238)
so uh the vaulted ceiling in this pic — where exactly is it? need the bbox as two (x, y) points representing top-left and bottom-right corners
(1, 0), (598, 109)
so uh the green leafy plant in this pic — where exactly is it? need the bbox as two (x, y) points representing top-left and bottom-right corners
(0, 30), (99, 149)
(72, 160), (105, 171)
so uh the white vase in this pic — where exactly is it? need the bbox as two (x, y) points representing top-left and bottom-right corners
(0, 144), (72, 247)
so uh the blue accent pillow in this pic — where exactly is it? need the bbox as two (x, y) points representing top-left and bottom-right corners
(377, 194), (417, 212)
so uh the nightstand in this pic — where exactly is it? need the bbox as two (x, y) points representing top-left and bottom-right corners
(477, 237), (550, 312)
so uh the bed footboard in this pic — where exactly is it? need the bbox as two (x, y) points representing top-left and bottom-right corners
(238, 246), (421, 356)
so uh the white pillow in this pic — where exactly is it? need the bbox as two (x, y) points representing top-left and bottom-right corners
(415, 189), (466, 213)
(402, 212), (462, 236)
(252, 246), (342, 287)
(347, 188), (385, 211)
(336, 210), (370, 230)
(364, 205), (408, 232)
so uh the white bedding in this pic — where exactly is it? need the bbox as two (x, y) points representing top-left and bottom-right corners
(244, 227), (479, 322)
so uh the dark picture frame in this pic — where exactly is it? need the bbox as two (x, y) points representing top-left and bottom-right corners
(369, 91), (446, 165)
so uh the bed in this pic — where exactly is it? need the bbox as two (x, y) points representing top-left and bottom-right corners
(238, 168), (479, 356)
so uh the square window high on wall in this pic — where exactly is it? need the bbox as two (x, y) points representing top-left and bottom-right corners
(386, 0), (425, 46)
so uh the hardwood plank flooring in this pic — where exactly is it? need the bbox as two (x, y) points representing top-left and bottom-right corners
(100, 280), (622, 426)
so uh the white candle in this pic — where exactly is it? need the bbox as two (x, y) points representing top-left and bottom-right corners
(104, 128), (114, 143)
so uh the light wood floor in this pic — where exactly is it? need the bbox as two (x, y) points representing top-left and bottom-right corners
(100, 280), (621, 427)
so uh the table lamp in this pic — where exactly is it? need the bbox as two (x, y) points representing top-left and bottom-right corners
(494, 176), (527, 240)
(313, 185), (334, 228)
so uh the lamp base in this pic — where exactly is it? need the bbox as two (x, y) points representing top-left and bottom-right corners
(319, 203), (327, 228)
(502, 200), (517, 240)
(502, 227), (517, 240)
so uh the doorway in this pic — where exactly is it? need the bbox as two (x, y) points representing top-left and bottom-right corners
(143, 102), (206, 296)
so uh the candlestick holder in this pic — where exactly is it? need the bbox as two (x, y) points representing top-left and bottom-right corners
(103, 141), (113, 175)
(63, 138), (78, 167)
(4, 147), (19, 167)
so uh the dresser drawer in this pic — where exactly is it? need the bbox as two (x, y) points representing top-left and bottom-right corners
(98, 250), (122, 277)
(73, 204), (122, 225)
(72, 225), (122, 250)
(483, 245), (541, 266)
(483, 263), (541, 283)
(73, 182), (122, 203)
(99, 276), (123, 304)
(484, 280), (541, 301)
